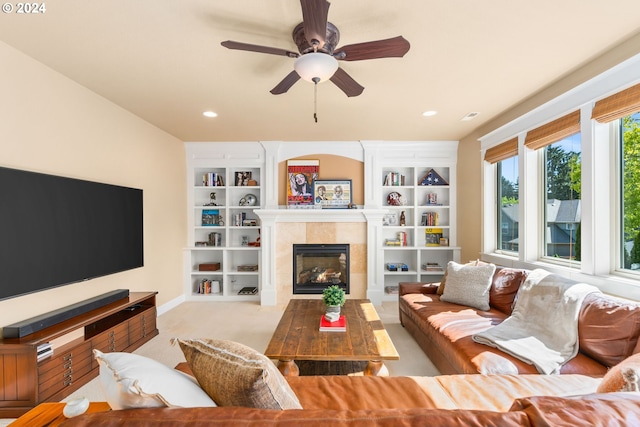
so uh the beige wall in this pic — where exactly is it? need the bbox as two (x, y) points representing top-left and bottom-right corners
(456, 31), (640, 262)
(0, 41), (186, 332)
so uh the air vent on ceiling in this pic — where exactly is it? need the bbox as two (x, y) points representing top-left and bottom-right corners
(461, 112), (480, 121)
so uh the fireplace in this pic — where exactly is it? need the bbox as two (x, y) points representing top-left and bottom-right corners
(293, 244), (350, 294)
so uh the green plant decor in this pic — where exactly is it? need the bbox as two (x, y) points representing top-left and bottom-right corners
(322, 285), (346, 307)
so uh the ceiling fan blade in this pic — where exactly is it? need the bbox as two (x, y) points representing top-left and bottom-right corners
(334, 36), (410, 61)
(270, 71), (301, 95)
(330, 67), (364, 97)
(300, 0), (330, 48)
(221, 40), (299, 58)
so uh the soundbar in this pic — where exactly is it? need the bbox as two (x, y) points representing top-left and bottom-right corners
(3, 289), (130, 338)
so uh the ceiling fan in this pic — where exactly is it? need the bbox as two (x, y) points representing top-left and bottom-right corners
(221, 0), (410, 97)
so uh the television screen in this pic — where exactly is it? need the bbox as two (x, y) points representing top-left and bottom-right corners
(0, 167), (144, 301)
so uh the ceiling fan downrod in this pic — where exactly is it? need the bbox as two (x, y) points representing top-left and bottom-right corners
(312, 76), (320, 123)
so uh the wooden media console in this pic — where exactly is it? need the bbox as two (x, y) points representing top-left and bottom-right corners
(0, 291), (158, 417)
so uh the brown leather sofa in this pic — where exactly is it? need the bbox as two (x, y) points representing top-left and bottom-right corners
(399, 267), (640, 375)
(59, 373), (640, 426)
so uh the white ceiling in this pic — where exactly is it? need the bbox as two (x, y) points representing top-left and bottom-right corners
(1, 0), (639, 142)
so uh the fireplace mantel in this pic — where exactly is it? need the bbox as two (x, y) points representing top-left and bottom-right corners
(255, 207), (388, 306)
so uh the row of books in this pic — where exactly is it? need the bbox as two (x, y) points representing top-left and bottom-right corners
(197, 279), (221, 294)
(203, 173), (224, 187)
(383, 172), (406, 186)
(421, 211), (439, 226)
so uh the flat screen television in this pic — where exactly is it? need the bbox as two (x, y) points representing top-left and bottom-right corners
(0, 166), (144, 301)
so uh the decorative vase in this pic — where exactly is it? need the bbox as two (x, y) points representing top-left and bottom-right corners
(325, 305), (341, 321)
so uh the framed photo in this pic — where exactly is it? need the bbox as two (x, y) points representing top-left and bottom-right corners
(314, 180), (352, 209)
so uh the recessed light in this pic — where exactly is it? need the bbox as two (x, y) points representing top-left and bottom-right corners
(203, 111), (218, 118)
(422, 111), (438, 117)
(461, 112), (479, 121)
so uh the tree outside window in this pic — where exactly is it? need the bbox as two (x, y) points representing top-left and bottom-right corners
(497, 156), (518, 252)
(622, 113), (640, 270)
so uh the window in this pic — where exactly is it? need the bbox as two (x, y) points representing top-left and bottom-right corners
(543, 134), (581, 262)
(621, 112), (640, 271)
(497, 156), (518, 253)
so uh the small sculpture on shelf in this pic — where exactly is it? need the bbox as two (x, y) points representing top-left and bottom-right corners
(204, 192), (217, 206)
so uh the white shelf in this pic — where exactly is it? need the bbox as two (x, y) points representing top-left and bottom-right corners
(378, 161), (460, 298)
(185, 144), (264, 302)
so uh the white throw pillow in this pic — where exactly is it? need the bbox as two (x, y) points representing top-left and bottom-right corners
(440, 261), (496, 310)
(93, 349), (217, 409)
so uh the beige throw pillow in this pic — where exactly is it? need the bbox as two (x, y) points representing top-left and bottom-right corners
(437, 259), (488, 295)
(175, 338), (302, 410)
(440, 261), (496, 311)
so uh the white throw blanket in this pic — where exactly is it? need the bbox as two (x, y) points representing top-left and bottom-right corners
(472, 269), (599, 374)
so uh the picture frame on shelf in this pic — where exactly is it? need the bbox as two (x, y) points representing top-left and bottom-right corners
(287, 160), (319, 208)
(383, 212), (398, 226)
(314, 179), (352, 209)
(234, 171), (252, 186)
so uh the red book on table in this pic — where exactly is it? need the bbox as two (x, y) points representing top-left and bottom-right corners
(319, 315), (347, 332)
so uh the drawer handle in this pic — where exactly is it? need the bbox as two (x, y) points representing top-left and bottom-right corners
(64, 376), (73, 386)
(63, 354), (72, 361)
(63, 362), (72, 369)
(64, 368), (73, 377)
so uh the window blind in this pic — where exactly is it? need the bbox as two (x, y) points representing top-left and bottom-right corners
(592, 83), (640, 123)
(484, 137), (518, 164)
(524, 110), (580, 150)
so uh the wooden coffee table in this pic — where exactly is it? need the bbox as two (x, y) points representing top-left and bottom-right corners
(264, 299), (399, 376)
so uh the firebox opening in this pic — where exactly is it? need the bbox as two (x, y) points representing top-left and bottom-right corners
(293, 244), (350, 295)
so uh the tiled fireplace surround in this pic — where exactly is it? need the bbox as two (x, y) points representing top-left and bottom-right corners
(255, 209), (386, 307)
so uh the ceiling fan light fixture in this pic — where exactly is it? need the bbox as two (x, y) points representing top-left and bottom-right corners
(294, 52), (338, 83)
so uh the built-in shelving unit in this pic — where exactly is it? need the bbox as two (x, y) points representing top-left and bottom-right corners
(364, 141), (460, 301)
(184, 143), (264, 301)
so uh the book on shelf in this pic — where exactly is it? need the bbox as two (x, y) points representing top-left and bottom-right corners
(383, 172), (405, 186)
(319, 315), (347, 332)
(421, 211), (439, 226)
(203, 172), (224, 187)
(425, 228), (443, 246)
(238, 286), (258, 295)
(287, 160), (319, 207)
(422, 262), (444, 271)
(397, 231), (407, 246)
(202, 209), (220, 226)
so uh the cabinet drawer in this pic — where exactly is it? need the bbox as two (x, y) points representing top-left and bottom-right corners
(91, 324), (129, 353)
(129, 309), (157, 343)
(38, 342), (92, 401)
(38, 341), (92, 377)
(38, 344), (93, 384)
(38, 351), (93, 402)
